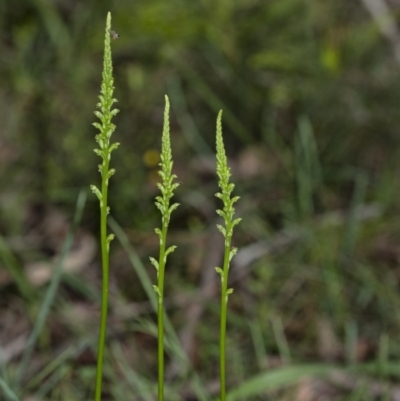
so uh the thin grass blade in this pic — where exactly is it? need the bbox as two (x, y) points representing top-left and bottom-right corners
(14, 190), (87, 387)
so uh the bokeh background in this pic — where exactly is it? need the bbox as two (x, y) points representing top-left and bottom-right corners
(2, 0), (400, 400)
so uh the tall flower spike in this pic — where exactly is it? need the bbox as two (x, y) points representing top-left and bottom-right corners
(92, 12), (119, 401)
(215, 110), (241, 401)
(151, 95), (180, 401)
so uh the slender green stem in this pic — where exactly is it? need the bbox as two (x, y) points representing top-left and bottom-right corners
(157, 301), (164, 401)
(157, 225), (167, 401)
(219, 239), (231, 401)
(95, 158), (110, 401)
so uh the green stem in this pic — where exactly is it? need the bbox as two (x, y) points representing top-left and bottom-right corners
(157, 300), (164, 401)
(220, 236), (232, 401)
(157, 225), (167, 401)
(95, 157), (110, 401)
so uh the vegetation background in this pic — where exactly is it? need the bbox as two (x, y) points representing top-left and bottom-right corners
(2, 0), (400, 399)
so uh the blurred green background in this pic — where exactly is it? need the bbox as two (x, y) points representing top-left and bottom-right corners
(3, 0), (400, 400)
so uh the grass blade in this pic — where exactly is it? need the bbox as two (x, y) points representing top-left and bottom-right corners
(226, 364), (335, 401)
(14, 190), (87, 387)
(0, 378), (20, 401)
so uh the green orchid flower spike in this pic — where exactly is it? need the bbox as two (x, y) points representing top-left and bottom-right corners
(215, 110), (241, 401)
(90, 12), (119, 401)
(150, 95), (180, 401)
